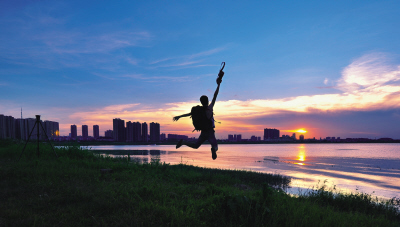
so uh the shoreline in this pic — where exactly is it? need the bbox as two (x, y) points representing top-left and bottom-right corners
(52, 140), (400, 146)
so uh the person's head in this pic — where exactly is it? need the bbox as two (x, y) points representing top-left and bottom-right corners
(200, 95), (209, 107)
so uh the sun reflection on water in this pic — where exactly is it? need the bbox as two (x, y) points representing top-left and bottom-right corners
(296, 145), (306, 164)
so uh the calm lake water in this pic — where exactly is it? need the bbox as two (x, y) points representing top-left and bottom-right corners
(84, 143), (400, 200)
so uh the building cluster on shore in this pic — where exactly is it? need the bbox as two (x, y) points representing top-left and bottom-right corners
(67, 118), (196, 143)
(68, 119), (163, 143)
(259, 128), (397, 143)
(0, 114), (59, 141)
(109, 118), (160, 143)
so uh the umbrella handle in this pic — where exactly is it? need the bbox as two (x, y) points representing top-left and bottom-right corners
(220, 62), (225, 71)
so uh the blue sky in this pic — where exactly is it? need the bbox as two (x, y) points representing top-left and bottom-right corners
(1, 0), (400, 139)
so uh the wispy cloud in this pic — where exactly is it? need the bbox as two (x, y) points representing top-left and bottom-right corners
(149, 46), (226, 69)
(93, 72), (196, 82)
(126, 57), (138, 65)
(156, 60), (203, 68)
(149, 57), (174, 65)
(120, 73), (202, 82)
(91, 73), (119, 80)
(338, 53), (400, 92)
(0, 7), (152, 70)
(188, 47), (226, 59)
(38, 30), (152, 54)
(119, 74), (144, 79)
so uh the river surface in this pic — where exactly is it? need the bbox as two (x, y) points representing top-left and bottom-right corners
(84, 143), (400, 200)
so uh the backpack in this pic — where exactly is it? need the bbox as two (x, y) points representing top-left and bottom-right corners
(191, 105), (213, 131)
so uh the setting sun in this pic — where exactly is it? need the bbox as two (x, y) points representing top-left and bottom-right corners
(296, 129), (307, 134)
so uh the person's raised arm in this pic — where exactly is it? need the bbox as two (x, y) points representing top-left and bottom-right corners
(210, 71), (223, 108)
(173, 112), (191, 121)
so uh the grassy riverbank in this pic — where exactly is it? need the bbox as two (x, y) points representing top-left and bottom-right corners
(1, 140), (399, 226)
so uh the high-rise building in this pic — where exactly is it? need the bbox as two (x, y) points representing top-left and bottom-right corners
(0, 114), (5, 139)
(82, 125), (88, 138)
(26, 118), (41, 140)
(43, 120), (59, 139)
(53, 121), (59, 137)
(133, 122), (141, 142)
(113, 118), (125, 142)
(292, 133), (296, 140)
(15, 118), (28, 140)
(43, 121), (53, 138)
(2, 115), (23, 140)
(71, 125), (78, 139)
(0, 115), (4, 139)
(150, 122), (160, 143)
(228, 134), (233, 141)
(105, 130), (113, 138)
(142, 122), (148, 142)
(6, 115), (15, 139)
(0, 115), (16, 139)
(264, 128), (280, 140)
(236, 134), (242, 141)
(71, 125), (77, 139)
(93, 125), (99, 139)
(299, 134), (304, 141)
(126, 121), (134, 142)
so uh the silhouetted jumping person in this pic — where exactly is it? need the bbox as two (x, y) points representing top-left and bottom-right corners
(173, 63), (225, 160)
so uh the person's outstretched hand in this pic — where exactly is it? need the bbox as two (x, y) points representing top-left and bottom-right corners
(173, 116), (180, 121)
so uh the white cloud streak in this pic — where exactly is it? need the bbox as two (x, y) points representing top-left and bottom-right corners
(120, 74), (194, 82)
(150, 47), (225, 69)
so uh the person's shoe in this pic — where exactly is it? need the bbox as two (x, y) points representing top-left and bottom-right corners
(176, 139), (183, 149)
(211, 148), (217, 160)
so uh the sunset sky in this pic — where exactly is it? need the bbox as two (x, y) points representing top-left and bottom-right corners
(1, 1), (400, 139)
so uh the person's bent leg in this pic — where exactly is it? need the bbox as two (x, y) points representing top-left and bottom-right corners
(177, 139), (197, 149)
(179, 132), (207, 149)
(183, 140), (201, 149)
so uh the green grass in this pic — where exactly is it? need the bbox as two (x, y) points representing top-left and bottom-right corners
(0, 139), (399, 226)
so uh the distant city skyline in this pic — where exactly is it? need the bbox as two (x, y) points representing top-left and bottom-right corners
(1, 1), (400, 139)
(2, 111), (400, 140)
(1, 113), (398, 143)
